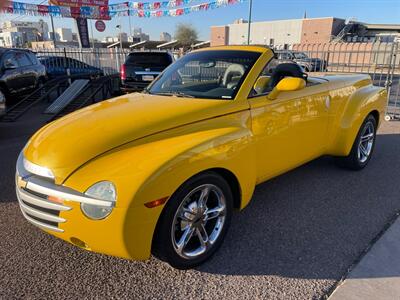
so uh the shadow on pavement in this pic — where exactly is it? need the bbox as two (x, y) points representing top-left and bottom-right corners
(198, 133), (400, 278)
(1, 126), (400, 282)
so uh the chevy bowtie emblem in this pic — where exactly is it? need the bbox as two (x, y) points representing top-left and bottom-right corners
(17, 176), (27, 189)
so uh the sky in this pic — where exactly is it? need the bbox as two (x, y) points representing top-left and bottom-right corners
(1, 0), (400, 41)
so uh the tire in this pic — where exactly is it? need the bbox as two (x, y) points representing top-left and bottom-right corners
(152, 172), (233, 269)
(336, 114), (377, 170)
(0, 88), (6, 113)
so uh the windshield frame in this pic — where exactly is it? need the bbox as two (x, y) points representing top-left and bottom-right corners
(146, 50), (262, 101)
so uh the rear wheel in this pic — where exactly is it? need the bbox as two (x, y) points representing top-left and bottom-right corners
(153, 172), (233, 269)
(336, 114), (377, 170)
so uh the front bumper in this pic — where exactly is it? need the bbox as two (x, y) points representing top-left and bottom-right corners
(15, 152), (156, 260)
(16, 153), (113, 233)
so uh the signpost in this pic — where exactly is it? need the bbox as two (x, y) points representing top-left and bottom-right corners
(49, 0), (108, 48)
(95, 20), (106, 32)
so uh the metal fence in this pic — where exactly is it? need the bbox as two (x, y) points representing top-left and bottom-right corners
(34, 48), (131, 75)
(283, 42), (400, 119)
(32, 42), (400, 119)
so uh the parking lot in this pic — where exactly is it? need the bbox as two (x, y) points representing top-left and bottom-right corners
(0, 110), (399, 299)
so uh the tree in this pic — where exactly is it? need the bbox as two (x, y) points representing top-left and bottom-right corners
(175, 23), (198, 48)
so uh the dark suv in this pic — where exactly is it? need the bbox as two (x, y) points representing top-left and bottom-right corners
(120, 51), (174, 92)
(0, 48), (46, 108)
(275, 50), (326, 72)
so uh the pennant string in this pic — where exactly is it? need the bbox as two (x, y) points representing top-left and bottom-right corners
(0, 0), (247, 19)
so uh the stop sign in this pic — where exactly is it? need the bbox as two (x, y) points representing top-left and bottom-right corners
(95, 20), (106, 32)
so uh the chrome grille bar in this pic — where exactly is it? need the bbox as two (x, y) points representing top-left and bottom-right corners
(19, 208), (64, 233)
(17, 188), (71, 211)
(18, 200), (66, 223)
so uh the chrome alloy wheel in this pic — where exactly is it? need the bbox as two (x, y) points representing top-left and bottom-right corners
(358, 120), (375, 163)
(171, 184), (227, 259)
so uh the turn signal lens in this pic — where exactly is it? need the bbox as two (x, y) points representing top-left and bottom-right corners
(47, 196), (63, 204)
(144, 197), (169, 208)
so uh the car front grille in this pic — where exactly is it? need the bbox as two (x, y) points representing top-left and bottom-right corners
(16, 183), (71, 233)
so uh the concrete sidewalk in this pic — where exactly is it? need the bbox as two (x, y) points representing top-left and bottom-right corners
(329, 215), (400, 300)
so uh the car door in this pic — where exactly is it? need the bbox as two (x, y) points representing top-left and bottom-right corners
(249, 61), (330, 183)
(1, 51), (21, 94)
(15, 51), (36, 89)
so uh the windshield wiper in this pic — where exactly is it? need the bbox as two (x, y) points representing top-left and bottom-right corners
(154, 91), (195, 98)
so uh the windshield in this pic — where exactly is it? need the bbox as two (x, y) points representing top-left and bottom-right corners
(126, 52), (172, 67)
(293, 52), (308, 59)
(147, 50), (261, 100)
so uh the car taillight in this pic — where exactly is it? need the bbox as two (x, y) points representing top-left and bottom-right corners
(120, 64), (126, 80)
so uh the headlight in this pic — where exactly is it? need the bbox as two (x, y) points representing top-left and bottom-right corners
(23, 157), (54, 179)
(81, 181), (117, 220)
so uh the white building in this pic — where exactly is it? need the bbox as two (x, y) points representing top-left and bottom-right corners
(0, 31), (23, 47)
(55, 28), (73, 42)
(228, 19), (304, 45)
(160, 32), (172, 42)
(132, 27), (150, 41)
(2, 20), (49, 44)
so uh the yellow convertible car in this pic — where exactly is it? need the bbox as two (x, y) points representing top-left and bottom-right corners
(16, 46), (386, 269)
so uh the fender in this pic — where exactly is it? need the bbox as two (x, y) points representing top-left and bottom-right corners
(63, 110), (257, 259)
(327, 84), (386, 156)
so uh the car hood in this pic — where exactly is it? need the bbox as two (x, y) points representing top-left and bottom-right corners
(24, 93), (242, 183)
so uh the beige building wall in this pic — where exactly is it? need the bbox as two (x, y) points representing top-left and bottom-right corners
(228, 19), (303, 45)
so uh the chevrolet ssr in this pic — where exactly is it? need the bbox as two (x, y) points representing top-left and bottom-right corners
(16, 46), (387, 269)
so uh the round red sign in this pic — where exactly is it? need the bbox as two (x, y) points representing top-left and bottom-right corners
(95, 20), (106, 32)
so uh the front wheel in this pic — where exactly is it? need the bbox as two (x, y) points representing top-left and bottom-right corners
(336, 114), (377, 170)
(152, 172), (233, 269)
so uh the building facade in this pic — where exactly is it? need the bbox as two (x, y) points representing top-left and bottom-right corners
(1, 20), (49, 45)
(211, 17), (400, 47)
(210, 17), (345, 46)
(160, 32), (172, 42)
(55, 28), (73, 42)
(0, 31), (23, 47)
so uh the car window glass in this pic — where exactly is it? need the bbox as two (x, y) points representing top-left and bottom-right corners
(16, 52), (32, 67)
(2, 52), (19, 69)
(27, 52), (38, 65)
(126, 53), (172, 67)
(149, 50), (260, 100)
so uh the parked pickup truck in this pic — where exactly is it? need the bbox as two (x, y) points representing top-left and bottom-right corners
(16, 46), (386, 270)
(120, 51), (174, 92)
(275, 50), (326, 72)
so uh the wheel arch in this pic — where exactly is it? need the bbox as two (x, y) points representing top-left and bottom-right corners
(328, 86), (386, 156)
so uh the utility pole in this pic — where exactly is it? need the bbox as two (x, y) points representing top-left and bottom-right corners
(50, 15), (56, 45)
(128, 10), (133, 40)
(247, 0), (253, 45)
(90, 19), (95, 49)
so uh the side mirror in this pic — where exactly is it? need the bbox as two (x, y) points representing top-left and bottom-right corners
(253, 76), (270, 95)
(3, 61), (17, 70)
(268, 77), (306, 100)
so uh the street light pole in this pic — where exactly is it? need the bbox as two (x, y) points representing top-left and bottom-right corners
(50, 15), (56, 45)
(247, 0), (253, 45)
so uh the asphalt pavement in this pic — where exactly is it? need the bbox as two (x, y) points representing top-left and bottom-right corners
(0, 115), (399, 300)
